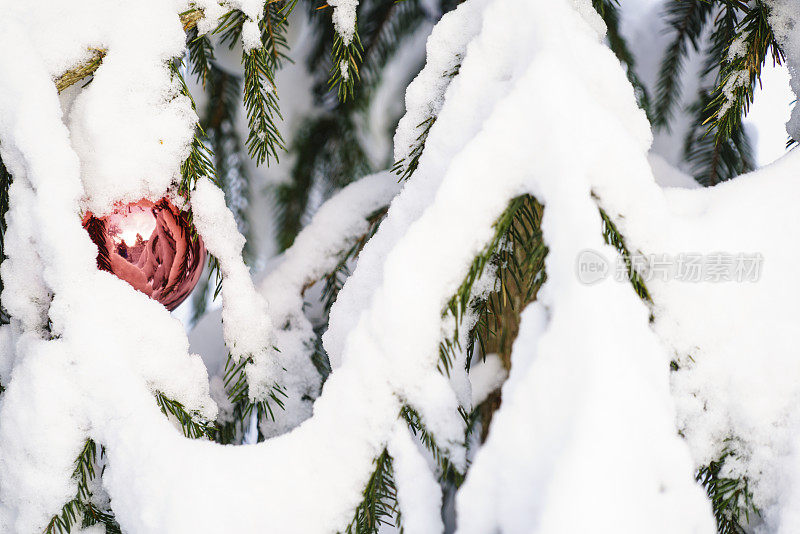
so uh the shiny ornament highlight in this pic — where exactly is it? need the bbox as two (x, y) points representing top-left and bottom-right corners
(82, 198), (205, 311)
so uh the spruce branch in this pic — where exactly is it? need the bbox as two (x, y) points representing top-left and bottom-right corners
(696, 451), (760, 534)
(703, 0), (784, 172)
(277, 113), (371, 249)
(261, 0), (298, 70)
(214, 396), (250, 445)
(442, 195), (547, 440)
(593, 0), (653, 118)
(180, 134), (217, 196)
(192, 65), (253, 322)
(169, 59), (226, 298)
(653, 0), (715, 129)
(344, 449), (400, 534)
(391, 116), (435, 182)
(155, 392), (217, 440)
(358, 0), (426, 100)
(598, 207), (652, 302)
(402, 406), (464, 484)
(684, 88), (754, 185)
(81, 504), (121, 534)
(672, 2), (754, 185)
(55, 10), (204, 93)
(215, 10), (247, 49)
(179, 8), (204, 31)
(282, 0), (427, 248)
(169, 59), (218, 194)
(310, 331), (333, 383)
(44, 439), (121, 534)
(179, 130), (223, 301)
(702, 1), (742, 79)
(591, 0), (618, 17)
(186, 26), (215, 89)
(302, 204), (391, 387)
(441, 195), (546, 374)
(55, 48), (106, 93)
(241, 0), (297, 167)
(220, 352), (287, 440)
(242, 44), (285, 166)
(469, 196), (547, 370)
(280, 0), (426, 246)
(319, 206), (388, 312)
(329, 32), (364, 102)
(596, 171), (763, 534)
(392, 61), (460, 182)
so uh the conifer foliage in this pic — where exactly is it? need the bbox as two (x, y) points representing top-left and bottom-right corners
(653, 0), (786, 184)
(0, 0), (799, 533)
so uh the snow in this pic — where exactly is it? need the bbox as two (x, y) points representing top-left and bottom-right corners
(191, 177), (277, 403)
(189, 0), (228, 36)
(1, 0), (800, 532)
(0, 18), (217, 521)
(648, 152), (701, 189)
(199, 0), (270, 51)
(616, 0), (708, 170)
(60, 1), (195, 216)
(468, 353), (507, 407)
(232, 8), (317, 265)
(330, 0), (493, 374)
(719, 69), (749, 116)
(632, 153), (800, 531)
(391, 0), (490, 169)
(745, 62), (795, 166)
(764, 0), (800, 140)
(190, 171), (402, 437)
(327, 0), (359, 45)
(386, 421), (444, 534)
(364, 22), (434, 168)
(386, 0), (713, 530)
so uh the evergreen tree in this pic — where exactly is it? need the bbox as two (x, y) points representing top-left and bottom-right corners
(0, 0), (798, 533)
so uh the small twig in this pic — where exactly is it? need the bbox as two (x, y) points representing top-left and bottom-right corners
(55, 48), (106, 93)
(55, 9), (204, 93)
(180, 9), (203, 31)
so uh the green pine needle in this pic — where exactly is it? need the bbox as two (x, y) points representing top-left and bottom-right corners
(696, 451), (760, 534)
(219, 353), (287, 443)
(653, 0), (715, 129)
(329, 32), (363, 102)
(594, 0), (653, 119)
(599, 208), (652, 302)
(242, 47), (285, 165)
(44, 440), (121, 534)
(402, 406), (464, 485)
(344, 449), (400, 534)
(241, 0), (296, 167)
(186, 27), (215, 89)
(155, 392), (217, 440)
(441, 195), (546, 374)
(704, 1), (784, 158)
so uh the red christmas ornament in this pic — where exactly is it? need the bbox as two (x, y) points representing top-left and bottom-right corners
(82, 198), (205, 311)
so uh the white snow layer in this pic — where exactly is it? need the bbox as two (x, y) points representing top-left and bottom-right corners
(764, 0), (800, 140)
(190, 172), (403, 437)
(1, 0), (800, 533)
(327, 0), (360, 45)
(192, 177), (279, 404)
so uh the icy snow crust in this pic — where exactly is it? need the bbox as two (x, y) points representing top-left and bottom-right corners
(0, 0), (799, 533)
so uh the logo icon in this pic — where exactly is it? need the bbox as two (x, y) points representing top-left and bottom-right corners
(576, 249), (609, 285)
